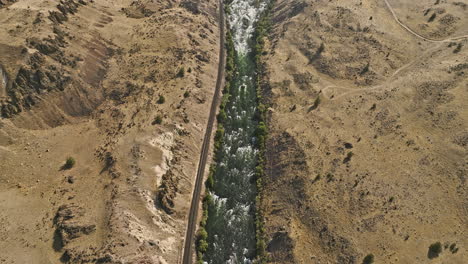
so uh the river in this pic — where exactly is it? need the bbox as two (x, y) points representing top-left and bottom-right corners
(203, 0), (267, 263)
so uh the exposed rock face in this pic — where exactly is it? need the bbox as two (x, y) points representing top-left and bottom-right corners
(180, 0), (201, 15)
(0, 65), (7, 93)
(122, 0), (156, 18)
(0, 0), (221, 263)
(1, 53), (71, 118)
(1, 0), (107, 121)
(0, 0), (16, 8)
(49, 0), (88, 24)
(158, 169), (178, 214)
(53, 204), (96, 249)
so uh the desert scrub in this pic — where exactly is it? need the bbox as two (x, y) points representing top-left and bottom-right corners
(360, 62), (370, 75)
(343, 151), (354, 163)
(152, 115), (163, 125)
(177, 67), (185, 78)
(428, 242), (442, 259)
(363, 254), (374, 264)
(453, 43), (463, 54)
(63, 157), (76, 170)
(157, 95), (165, 104)
(183, 91), (190, 98)
(308, 95), (321, 111)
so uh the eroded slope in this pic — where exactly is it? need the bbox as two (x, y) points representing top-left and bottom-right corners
(0, 0), (220, 263)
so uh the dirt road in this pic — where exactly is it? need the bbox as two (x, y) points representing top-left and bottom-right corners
(181, 1), (225, 263)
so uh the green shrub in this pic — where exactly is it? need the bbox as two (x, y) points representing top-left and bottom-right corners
(198, 228), (208, 241)
(206, 172), (214, 190)
(217, 109), (227, 123)
(152, 115), (163, 125)
(197, 238), (208, 253)
(157, 95), (165, 104)
(428, 242), (442, 259)
(360, 63), (370, 75)
(453, 43), (463, 54)
(363, 254), (374, 264)
(343, 151), (354, 163)
(64, 157), (76, 170)
(256, 122), (267, 137)
(317, 43), (325, 55)
(184, 91), (190, 98)
(177, 67), (185, 78)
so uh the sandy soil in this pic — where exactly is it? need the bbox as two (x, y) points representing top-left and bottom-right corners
(262, 0), (467, 263)
(0, 0), (220, 263)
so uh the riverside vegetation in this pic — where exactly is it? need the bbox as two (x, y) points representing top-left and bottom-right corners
(196, 0), (274, 263)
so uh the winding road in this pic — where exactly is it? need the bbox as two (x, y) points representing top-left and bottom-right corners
(181, 1), (225, 263)
(383, 0), (468, 43)
(321, 1), (468, 100)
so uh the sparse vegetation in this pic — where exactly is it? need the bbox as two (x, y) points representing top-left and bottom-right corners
(157, 95), (165, 104)
(428, 13), (437, 22)
(152, 115), (163, 125)
(343, 151), (354, 163)
(177, 67), (185, 78)
(308, 95), (321, 112)
(363, 254), (374, 264)
(449, 243), (459, 254)
(453, 43), (463, 54)
(184, 91), (190, 98)
(360, 62), (370, 75)
(196, 15), (238, 263)
(317, 43), (325, 55)
(428, 242), (442, 259)
(196, 228), (208, 252)
(312, 174), (321, 183)
(252, 2), (275, 262)
(63, 157), (76, 170)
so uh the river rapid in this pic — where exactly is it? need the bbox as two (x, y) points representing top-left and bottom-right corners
(203, 0), (267, 263)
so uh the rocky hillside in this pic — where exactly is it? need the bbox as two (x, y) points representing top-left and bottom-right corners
(0, 0), (220, 263)
(262, 0), (467, 263)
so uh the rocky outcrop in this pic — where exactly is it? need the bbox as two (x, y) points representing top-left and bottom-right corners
(122, 1), (156, 19)
(180, 1), (201, 15)
(157, 169), (179, 214)
(0, 64), (7, 93)
(49, 0), (88, 24)
(53, 204), (96, 250)
(0, 0), (16, 8)
(1, 53), (71, 118)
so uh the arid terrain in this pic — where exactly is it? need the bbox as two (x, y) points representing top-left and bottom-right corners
(0, 0), (220, 263)
(262, 0), (467, 263)
(1, 0), (467, 263)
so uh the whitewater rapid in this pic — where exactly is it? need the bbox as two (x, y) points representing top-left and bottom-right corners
(203, 0), (267, 263)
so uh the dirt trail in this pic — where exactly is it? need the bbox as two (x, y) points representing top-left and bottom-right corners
(322, 43), (444, 100)
(383, 0), (468, 43)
